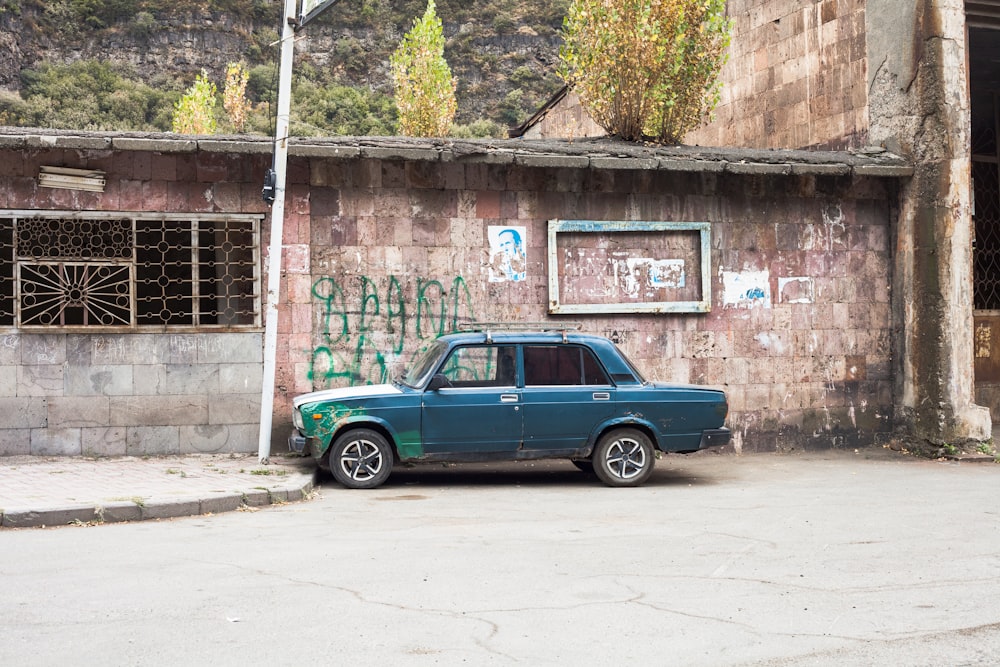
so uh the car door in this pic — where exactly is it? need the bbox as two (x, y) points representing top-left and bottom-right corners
(421, 344), (523, 454)
(519, 344), (614, 451)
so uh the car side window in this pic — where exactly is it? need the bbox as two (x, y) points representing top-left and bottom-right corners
(438, 345), (516, 387)
(523, 345), (609, 386)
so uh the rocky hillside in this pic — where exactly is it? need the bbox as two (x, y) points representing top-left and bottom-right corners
(0, 0), (570, 130)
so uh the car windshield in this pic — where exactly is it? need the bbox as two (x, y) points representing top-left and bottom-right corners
(398, 340), (448, 388)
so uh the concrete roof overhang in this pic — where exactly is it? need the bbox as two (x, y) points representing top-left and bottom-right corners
(0, 128), (914, 179)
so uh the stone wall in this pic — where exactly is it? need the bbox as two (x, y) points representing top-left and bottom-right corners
(685, 0), (869, 150)
(0, 133), (905, 456)
(0, 332), (262, 456)
(274, 154), (897, 453)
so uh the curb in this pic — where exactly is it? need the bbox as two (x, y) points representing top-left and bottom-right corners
(0, 472), (318, 529)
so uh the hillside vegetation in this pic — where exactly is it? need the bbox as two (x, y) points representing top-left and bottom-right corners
(0, 0), (569, 135)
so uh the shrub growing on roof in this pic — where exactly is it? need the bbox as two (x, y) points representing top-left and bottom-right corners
(558, 0), (731, 144)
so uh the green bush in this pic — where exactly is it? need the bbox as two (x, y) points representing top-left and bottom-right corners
(127, 11), (157, 38)
(292, 80), (397, 136)
(0, 90), (28, 125)
(172, 69), (218, 134)
(450, 119), (505, 138)
(559, 0), (731, 143)
(17, 60), (173, 130)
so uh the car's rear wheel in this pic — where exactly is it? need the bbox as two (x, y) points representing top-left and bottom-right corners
(329, 429), (393, 489)
(592, 428), (655, 487)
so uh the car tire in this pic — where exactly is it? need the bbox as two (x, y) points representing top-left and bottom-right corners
(592, 428), (655, 487)
(329, 429), (394, 489)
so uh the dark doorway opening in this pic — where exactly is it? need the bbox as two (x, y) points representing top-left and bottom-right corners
(970, 24), (1000, 416)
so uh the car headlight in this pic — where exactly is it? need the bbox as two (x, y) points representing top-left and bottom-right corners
(293, 408), (304, 430)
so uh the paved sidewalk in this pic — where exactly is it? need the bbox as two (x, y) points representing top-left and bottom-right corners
(0, 453), (318, 528)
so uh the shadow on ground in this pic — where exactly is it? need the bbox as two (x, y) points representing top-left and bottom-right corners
(315, 457), (719, 490)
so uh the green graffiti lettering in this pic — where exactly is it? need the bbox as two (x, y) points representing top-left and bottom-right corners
(416, 279), (446, 339)
(309, 274), (475, 388)
(387, 275), (405, 354)
(359, 276), (379, 334)
(311, 277), (348, 346)
(450, 276), (474, 332)
(307, 345), (352, 388)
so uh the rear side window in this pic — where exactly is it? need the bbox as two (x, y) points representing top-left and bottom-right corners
(524, 345), (609, 386)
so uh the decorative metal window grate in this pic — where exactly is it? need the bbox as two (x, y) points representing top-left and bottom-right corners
(0, 212), (261, 329)
(974, 161), (1000, 310)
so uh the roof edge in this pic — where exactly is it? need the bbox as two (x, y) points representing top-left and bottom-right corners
(0, 127), (914, 178)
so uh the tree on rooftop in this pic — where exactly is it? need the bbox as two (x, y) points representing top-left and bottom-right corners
(223, 62), (251, 133)
(558, 0), (731, 144)
(172, 69), (217, 135)
(390, 0), (457, 137)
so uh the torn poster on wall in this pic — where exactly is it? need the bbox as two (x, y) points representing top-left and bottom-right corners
(487, 225), (527, 282)
(615, 258), (686, 298)
(547, 220), (711, 314)
(722, 270), (772, 308)
(778, 277), (814, 304)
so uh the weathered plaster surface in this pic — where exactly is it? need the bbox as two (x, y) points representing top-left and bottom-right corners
(868, 0), (991, 445)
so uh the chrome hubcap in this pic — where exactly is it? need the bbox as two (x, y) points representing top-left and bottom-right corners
(339, 439), (384, 481)
(605, 437), (646, 480)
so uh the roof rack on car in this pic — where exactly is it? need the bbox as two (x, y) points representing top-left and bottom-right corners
(458, 321), (582, 344)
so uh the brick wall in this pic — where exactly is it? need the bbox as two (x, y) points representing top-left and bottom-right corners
(685, 0), (869, 150)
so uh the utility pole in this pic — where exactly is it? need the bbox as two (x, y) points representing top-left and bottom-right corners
(258, 0), (343, 464)
(257, 0), (297, 464)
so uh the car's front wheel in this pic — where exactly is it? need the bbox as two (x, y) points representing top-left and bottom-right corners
(329, 429), (393, 489)
(592, 428), (655, 487)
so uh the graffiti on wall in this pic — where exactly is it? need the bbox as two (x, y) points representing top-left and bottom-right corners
(308, 275), (475, 388)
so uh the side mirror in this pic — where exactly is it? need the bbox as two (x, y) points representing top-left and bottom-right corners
(426, 373), (451, 391)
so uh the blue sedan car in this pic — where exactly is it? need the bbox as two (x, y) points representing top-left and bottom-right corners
(290, 328), (730, 489)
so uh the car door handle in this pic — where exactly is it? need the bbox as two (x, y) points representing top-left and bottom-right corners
(500, 394), (519, 403)
(592, 392), (611, 401)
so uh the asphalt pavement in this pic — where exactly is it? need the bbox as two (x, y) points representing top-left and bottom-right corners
(0, 444), (994, 530)
(3, 446), (1000, 665)
(0, 452), (318, 528)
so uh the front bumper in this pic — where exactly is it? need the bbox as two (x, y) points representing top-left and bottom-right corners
(288, 430), (308, 455)
(698, 427), (732, 449)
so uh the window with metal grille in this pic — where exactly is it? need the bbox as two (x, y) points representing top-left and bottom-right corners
(0, 212), (261, 329)
(972, 87), (1000, 310)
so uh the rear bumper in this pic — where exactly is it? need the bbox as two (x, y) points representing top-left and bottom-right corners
(698, 427), (731, 449)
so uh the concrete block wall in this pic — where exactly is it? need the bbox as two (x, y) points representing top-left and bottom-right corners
(277, 156), (895, 452)
(0, 142), (270, 457)
(0, 332), (262, 456)
(685, 0), (868, 150)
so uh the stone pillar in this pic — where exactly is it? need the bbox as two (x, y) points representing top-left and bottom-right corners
(869, 0), (991, 447)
